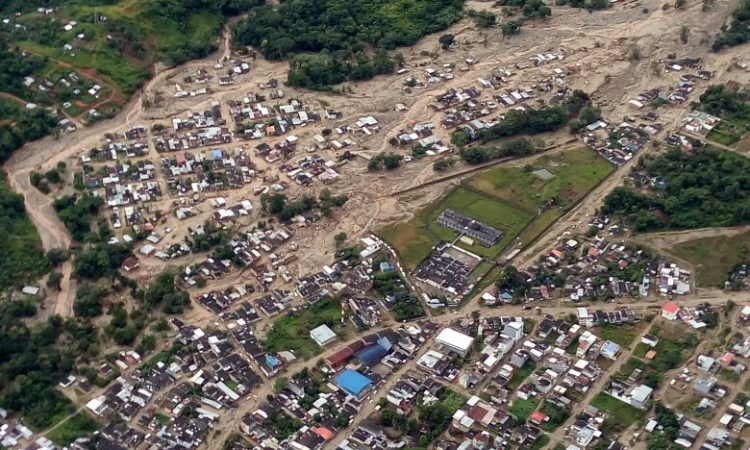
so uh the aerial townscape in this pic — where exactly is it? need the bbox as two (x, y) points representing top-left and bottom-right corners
(3, 1), (750, 450)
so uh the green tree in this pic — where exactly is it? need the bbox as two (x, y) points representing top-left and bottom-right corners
(439, 34), (455, 50)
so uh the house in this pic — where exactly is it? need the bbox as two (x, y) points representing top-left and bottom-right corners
(122, 257), (140, 272)
(503, 321), (524, 342)
(600, 341), (621, 360)
(310, 324), (337, 347)
(578, 308), (594, 326)
(530, 411), (549, 426)
(662, 302), (680, 321)
(607, 380), (653, 410)
(641, 334), (659, 348)
(335, 370), (373, 400)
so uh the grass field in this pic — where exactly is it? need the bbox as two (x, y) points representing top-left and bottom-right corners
(379, 187), (534, 268)
(509, 396), (540, 422)
(707, 129), (739, 146)
(47, 413), (100, 446)
(262, 298), (347, 360)
(590, 393), (645, 431)
(670, 230), (750, 287)
(379, 149), (613, 270)
(465, 148), (614, 211)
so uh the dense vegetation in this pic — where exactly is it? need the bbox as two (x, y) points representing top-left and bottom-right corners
(0, 106), (59, 164)
(693, 84), (750, 122)
(373, 271), (425, 320)
(232, 0), (463, 89)
(287, 50), (398, 91)
(712, 0), (750, 51)
(260, 189), (348, 221)
(0, 172), (49, 289)
(0, 309), (89, 429)
(233, 0), (464, 59)
(52, 194), (105, 242)
(459, 138), (537, 165)
(451, 90), (593, 147)
(602, 147), (750, 231)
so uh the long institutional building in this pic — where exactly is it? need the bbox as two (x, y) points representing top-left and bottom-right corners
(437, 209), (503, 247)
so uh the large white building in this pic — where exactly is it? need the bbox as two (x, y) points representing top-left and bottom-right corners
(436, 328), (475, 357)
(310, 324), (337, 347)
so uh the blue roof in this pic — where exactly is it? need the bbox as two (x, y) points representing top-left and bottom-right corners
(355, 344), (388, 365)
(266, 354), (280, 368)
(335, 369), (372, 397)
(213, 149), (222, 159)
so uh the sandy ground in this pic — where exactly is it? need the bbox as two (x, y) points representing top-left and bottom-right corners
(3, 0), (749, 313)
(2, 0), (750, 442)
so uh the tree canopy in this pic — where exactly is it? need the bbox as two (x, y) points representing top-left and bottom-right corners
(602, 146), (750, 232)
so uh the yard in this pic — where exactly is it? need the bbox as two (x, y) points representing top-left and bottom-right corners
(47, 413), (100, 446)
(598, 322), (646, 348)
(590, 393), (645, 432)
(671, 229), (750, 287)
(509, 396), (540, 422)
(508, 360), (537, 390)
(262, 298), (347, 360)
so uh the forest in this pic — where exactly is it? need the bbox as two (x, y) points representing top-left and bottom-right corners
(0, 172), (49, 290)
(693, 84), (750, 121)
(287, 50), (398, 90)
(232, 0), (464, 59)
(712, 0), (750, 51)
(602, 147), (750, 232)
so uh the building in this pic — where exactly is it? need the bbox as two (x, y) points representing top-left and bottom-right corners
(503, 321), (524, 342)
(577, 308), (594, 326)
(310, 325), (337, 347)
(437, 209), (503, 247)
(608, 380), (653, 410)
(600, 341), (621, 360)
(436, 328), (475, 357)
(641, 334), (659, 348)
(335, 369), (373, 399)
(662, 302), (680, 321)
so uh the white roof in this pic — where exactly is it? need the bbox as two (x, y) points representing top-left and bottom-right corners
(310, 324), (337, 345)
(436, 328), (474, 352)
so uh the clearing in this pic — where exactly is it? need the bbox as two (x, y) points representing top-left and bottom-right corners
(379, 148), (614, 269)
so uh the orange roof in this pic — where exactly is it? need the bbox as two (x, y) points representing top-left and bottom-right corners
(588, 248), (599, 257)
(662, 302), (679, 314)
(530, 411), (548, 424)
(721, 352), (734, 364)
(311, 427), (334, 440)
(645, 350), (657, 360)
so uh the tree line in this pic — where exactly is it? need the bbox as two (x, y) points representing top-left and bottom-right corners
(602, 146), (750, 232)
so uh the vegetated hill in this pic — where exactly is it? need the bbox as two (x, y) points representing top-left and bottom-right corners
(0, 171), (49, 289)
(712, 0), (750, 51)
(602, 146), (750, 232)
(232, 0), (464, 89)
(232, 0), (464, 59)
(0, 0), (264, 96)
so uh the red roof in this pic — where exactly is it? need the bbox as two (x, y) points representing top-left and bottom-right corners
(312, 427), (334, 440)
(468, 405), (489, 421)
(530, 411), (548, 424)
(662, 302), (679, 314)
(326, 348), (353, 367)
